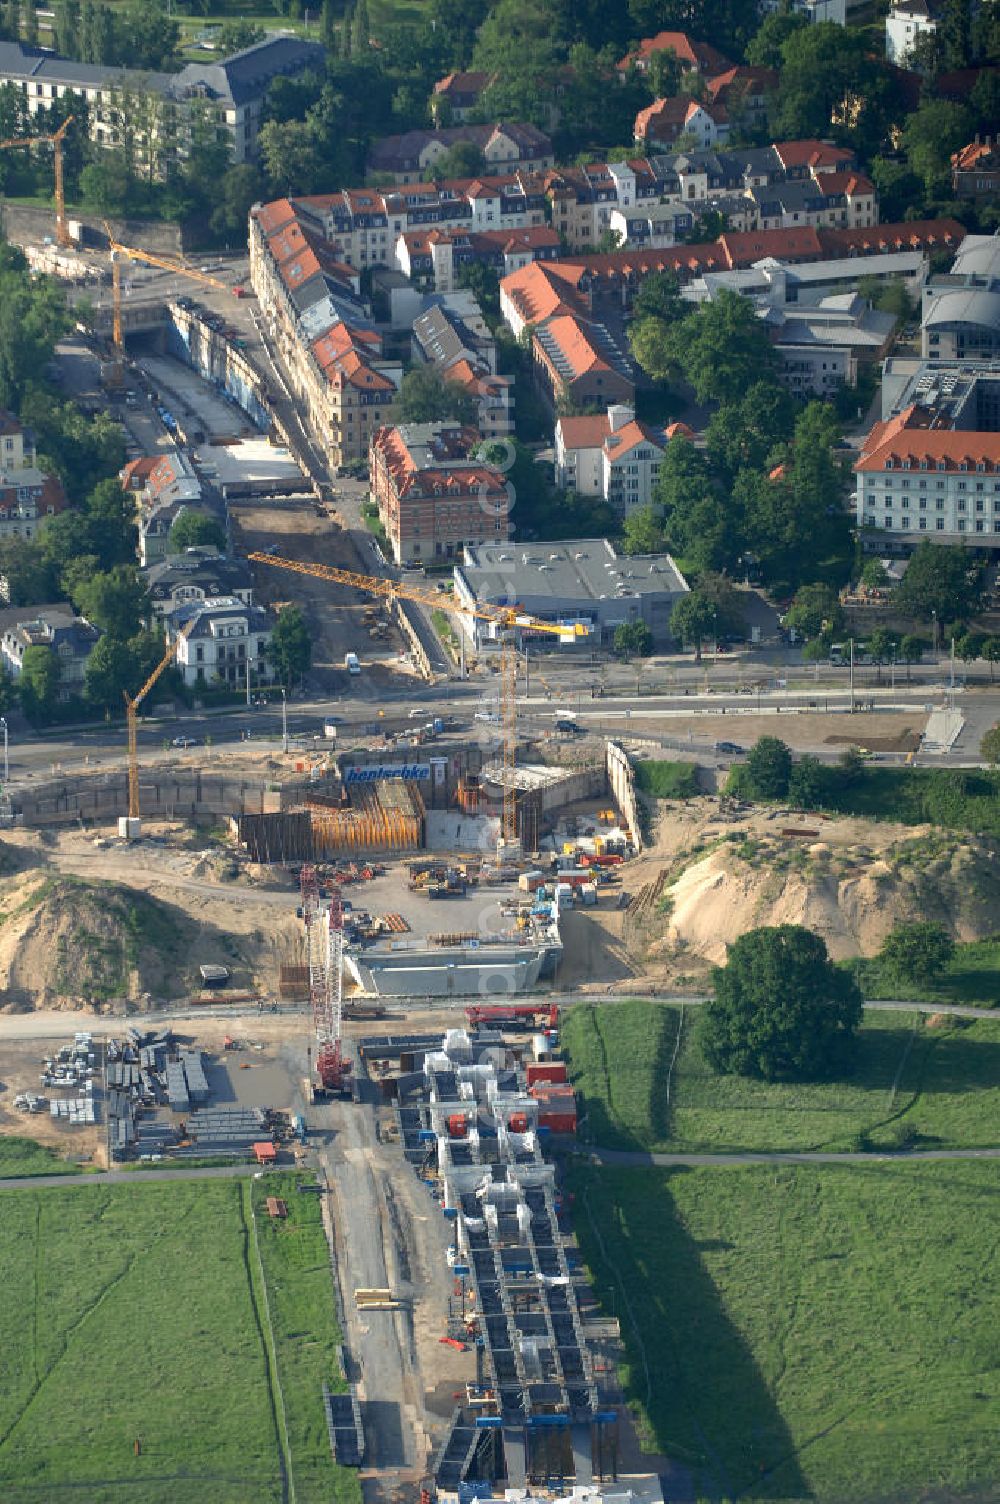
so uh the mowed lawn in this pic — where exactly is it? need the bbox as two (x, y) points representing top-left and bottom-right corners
(562, 1000), (1000, 1152)
(0, 1135), (80, 1179)
(0, 1176), (359, 1504)
(569, 1160), (1000, 1503)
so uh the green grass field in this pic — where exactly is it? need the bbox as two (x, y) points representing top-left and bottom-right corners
(631, 759), (699, 799)
(0, 1135), (81, 1179)
(0, 1175), (359, 1504)
(848, 936), (1000, 1008)
(563, 1000), (1000, 1152)
(569, 1160), (1000, 1503)
(728, 762), (1000, 837)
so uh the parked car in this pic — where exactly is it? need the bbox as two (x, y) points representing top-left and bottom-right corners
(171, 735), (199, 748)
(714, 740), (744, 755)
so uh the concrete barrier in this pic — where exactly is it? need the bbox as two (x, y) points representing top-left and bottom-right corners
(605, 740), (643, 852)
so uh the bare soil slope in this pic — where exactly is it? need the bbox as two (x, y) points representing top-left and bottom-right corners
(616, 797), (1000, 980)
(659, 829), (1000, 966)
(0, 873), (199, 1009)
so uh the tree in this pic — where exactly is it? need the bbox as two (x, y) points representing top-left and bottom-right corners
(895, 541), (981, 625)
(745, 735), (792, 798)
(698, 925), (863, 1081)
(903, 98), (974, 198)
(84, 477), (137, 565)
(613, 620), (653, 659)
(430, 140), (485, 180)
(771, 23), (902, 159)
(621, 505), (664, 556)
(954, 631), (984, 663)
(879, 922), (955, 987)
(83, 633), (138, 712)
(982, 637), (1000, 682)
(69, 566), (148, 639)
(169, 510), (226, 553)
(79, 152), (132, 212)
(218, 19), (264, 53)
(981, 725), (1000, 765)
(705, 381), (796, 483)
(661, 290), (776, 406)
(210, 164), (266, 243)
(899, 633), (924, 682)
(669, 589), (717, 662)
(784, 582), (843, 641)
(0, 538), (59, 605)
(270, 604), (311, 685)
(632, 270), (683, 325)
(19, 643), (60, 722)
(860, 557), (888, 591)
(745, 9), (807, 67)
(399, 365), (477, 426)
(654, 436), (735, 575)
(867, 626), (898, 683)
(787, 754), (829, 808)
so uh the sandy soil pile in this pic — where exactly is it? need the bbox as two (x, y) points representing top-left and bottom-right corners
(650, 827), (1000, 966)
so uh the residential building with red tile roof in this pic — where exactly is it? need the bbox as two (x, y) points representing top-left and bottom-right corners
(634, 96), (730, 150)
(951, 136), (1000, 200)
(555, 404), (667, 514)
(431, 71), (492, 122)
(617, 30), (733, 78)
(855, 404), (1000, 545)
(249, 199), (401, 470)
(705, 66), (777, 131)
(369, 421), (511, 566)
(368, 123), (553, 184)
(531, 316), (635, 412)
(395, 223), (561, 292)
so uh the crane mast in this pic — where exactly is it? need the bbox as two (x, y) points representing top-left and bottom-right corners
(248, 552), (589, 849)
(301, 865), (349, 1098)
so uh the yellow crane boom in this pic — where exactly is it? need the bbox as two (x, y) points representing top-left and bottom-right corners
(124, 618), (196, 821)
(0, 116), (74, 247)
(247, 552), (588, 845)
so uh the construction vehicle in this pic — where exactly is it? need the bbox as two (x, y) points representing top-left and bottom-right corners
(301, 863), (351, 1101)
(102, 222), (240, 389)
(0, 117), (74, 247)
(123, 618), (196, 836)
(248, 553), (589, 849)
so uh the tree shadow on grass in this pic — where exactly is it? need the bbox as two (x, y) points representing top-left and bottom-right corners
(569, 1164), (811, 1503)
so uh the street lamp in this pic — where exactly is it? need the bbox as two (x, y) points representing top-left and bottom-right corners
(280, 686), (288, 754)
(0, 717), (7, 784)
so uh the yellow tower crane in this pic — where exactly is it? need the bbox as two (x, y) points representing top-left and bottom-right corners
(247, 553), (589, 847)
(102, 223), (237, 388)
(0, 116), (75, 247)
(124, 618), (197, 831)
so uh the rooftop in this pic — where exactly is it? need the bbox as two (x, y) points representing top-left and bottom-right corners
(458, 538), (688, 607)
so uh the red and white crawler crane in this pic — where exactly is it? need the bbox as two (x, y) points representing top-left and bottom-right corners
(301, 864), (351, 1100)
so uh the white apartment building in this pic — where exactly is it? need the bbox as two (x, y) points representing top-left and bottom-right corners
(167, 596), (274, 688)
(555, 405), (667, 515)
(855, 409), (1000, 545)
(885, 0), (937, 64)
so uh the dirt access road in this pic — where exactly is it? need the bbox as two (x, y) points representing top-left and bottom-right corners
(317, 1092), (473, 1504)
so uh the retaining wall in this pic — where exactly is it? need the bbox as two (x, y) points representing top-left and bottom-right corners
(13, 770), (310, 827)
(605, 740), (643, 852)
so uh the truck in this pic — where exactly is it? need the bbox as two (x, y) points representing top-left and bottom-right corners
(344, 652), (361, 676)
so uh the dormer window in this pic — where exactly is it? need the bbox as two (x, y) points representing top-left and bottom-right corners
(883, 459), (894, 471)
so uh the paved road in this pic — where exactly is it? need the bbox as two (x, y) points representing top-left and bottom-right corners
(0, 996), (995, 1044)
(0, 1162), (260, 1190)
(590, 1146), (1000, 1167)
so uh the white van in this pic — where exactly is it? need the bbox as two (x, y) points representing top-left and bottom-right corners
(344, 652), (361, 676)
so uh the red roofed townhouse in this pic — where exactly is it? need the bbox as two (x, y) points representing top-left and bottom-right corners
(555, 404), (666, 515)
(369, 421), (511, 566)
(431, 71), (492, 122)
(951, 137), (1000, 200)
(854, 405), (1000, 545)
(617, 31), (733, 78)
(531, 314), (636, 412)
(705, 66), (777, 132)
(634, 96), (730, 150)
